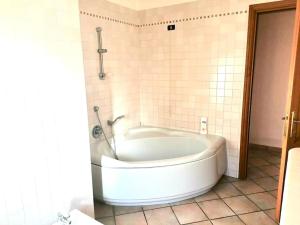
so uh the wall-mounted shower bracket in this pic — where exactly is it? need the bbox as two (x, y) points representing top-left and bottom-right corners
(96, 27), (107, 80)
(97, 49), (107, 54)
(99, 72), (106, 80)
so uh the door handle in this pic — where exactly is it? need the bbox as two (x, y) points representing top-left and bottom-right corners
(282, 115), (288, 136)
(290, 111), (300, 138)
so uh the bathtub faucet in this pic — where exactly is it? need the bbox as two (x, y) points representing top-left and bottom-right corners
(107, 115), (125, 126)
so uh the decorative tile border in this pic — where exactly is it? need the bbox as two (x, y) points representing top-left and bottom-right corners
(80, 10), (248, 28)
(139, 10), (248, 27)
(80, 11), (139, 27)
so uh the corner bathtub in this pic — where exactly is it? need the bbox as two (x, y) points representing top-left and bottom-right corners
(91, 127), (227, 206)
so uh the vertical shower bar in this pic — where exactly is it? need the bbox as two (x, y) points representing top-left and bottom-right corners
(96, 27), (107, 80)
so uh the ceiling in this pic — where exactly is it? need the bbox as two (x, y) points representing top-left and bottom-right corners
(106, 0), (198, 10)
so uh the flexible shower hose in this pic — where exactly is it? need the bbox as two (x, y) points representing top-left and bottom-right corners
(94, 107), (118, 159)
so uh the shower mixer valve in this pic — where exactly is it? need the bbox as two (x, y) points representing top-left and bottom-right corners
(92, 125), (103, 139)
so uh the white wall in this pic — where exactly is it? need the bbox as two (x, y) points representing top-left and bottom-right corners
(249, 10), (295, 148)
(0, 0), (94, 225)
(106, 0), (198, 10)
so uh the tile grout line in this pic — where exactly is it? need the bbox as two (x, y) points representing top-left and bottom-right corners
(246, 152), (279, 195)
(141, 208), (149, 225)
(225, 182), (269, 224)
(172, 201), (211, 224)
(263, 209), (279, 224)
(231, 182), (277, 197)
(246, 150), (280, 224)
(231, 180), (277, 211)
(209, 186), (247, 225)
(112, 205), (117, 225)
(194, 201), (213, 224)
(249, 175), (278, 192)
(237, 159), (278, 222)
(170, 204), (184, 225)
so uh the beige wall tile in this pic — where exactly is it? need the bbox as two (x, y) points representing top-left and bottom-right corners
(80, 0), (279, 177)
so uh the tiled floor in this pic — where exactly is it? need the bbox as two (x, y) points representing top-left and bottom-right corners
(94, 148), (281, 225)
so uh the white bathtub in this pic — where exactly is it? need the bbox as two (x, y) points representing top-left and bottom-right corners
(91, 127), (227, 206)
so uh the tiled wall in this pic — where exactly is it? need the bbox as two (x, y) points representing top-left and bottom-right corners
(80, 0), (278, 177)
(138, 0), (278, 177)
(0, 0), (94, 224)
(79, 0), (140, 145)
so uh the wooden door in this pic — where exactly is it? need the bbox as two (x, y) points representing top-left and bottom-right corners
(276, 0), (300, 220)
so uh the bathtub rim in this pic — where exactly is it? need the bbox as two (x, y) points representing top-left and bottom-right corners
(92, 126), (226, 168)
(101, 137), (225, 169)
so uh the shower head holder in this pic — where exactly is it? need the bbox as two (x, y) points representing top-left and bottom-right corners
(99, 72), (106, 80)
(97, 48), (107, 54)
(93, 106), (99, 112)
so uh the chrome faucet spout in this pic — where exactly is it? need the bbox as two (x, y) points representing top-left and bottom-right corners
(107, 115), (125, 126)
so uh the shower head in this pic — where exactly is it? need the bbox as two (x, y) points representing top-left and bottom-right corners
(93, 106), (99, 112)
(107, 115), (125, 126)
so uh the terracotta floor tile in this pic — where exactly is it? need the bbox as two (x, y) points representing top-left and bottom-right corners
(114, 206), (142, 216)
(211, 216), (244, 225)
(213, 183), (242, 198)
(270, 151), (281, 157)
(248, 167), (268, 179)
(257, 150), (272, 157)
(143, 203), (169, 210)
(223, 196), (259, 214)
(266, 156), (281, 165)
(248, 149), (261, 156)
(224, 176), (240, 182)
(259, 165), (279, 176)
(115, 212), (147, 225)
(195, 191), (219, 202)
(144, 207), (179, 225)
(170, 197), (195, 206)
(94, 201), (114, 218)
(97, 216), (115, 225)
(249, 157), (270, 167)
(247, 192), (276, 210)
(239, 211), (277, 225)
(232, 180), (264, 194)
(268, 190), (278, 198)
(189, 221), (212, 225)
(172, 203), (207, 224)
(219, 176), (230, 183)
(198, 199), (235, 219)
(253, 177), (278, 191)
(264, 209), (277, 222)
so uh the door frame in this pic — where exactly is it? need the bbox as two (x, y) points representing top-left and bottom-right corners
(239, 0), (296, 220)
(239, 0), (296, 178)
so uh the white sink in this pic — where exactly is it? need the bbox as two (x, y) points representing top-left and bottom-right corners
(52, 209), (104, 225)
